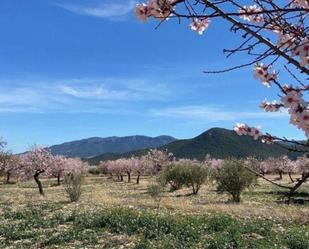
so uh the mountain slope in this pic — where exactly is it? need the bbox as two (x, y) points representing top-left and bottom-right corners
(49, 135), (176, 158)
(160, 128), (289, 160)
(87, 128), (292, 165)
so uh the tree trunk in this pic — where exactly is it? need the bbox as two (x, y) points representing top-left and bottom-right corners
(34, 173), (44, 196)
(127, 172), (131, 183)
(192, 185), (200, 195)
(288, 172), (294, 183)
(136, 174), (140, 184)
(120, 175), (123, 182)
(5, 172), (11, 184)
(57, 175), (61, 185)
(286, 173), (309, 204)
(232, 194), (241, 203)
(278, 171), (283, 180)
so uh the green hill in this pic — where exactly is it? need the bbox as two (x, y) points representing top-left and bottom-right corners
(87, 128), (292, 165)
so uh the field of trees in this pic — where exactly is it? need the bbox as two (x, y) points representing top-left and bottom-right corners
(0, 147), (308, 248)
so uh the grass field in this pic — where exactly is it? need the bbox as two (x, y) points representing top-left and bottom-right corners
(0, 175), (308, 248)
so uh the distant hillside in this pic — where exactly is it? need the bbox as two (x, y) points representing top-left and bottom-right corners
(49, 135), (176, 158)
(87, 128), (294, 165)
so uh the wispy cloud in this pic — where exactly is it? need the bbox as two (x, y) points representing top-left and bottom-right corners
(52, 0), (136, 19)
(0, 77), (169, 113)
(57, 78), (169, 101)
(59, 85), (130, 100)
(149, 105), (289, 122)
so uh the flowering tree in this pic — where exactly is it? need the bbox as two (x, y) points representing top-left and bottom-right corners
(47, 155), (67, 185)
(19, 147), (53, 196)
(0, 152), (19, 184)
(135, 0), (309, 202)
(146, 149), (174, 173)
(105, 159), (125, 181)
(63, 158), (88, 177)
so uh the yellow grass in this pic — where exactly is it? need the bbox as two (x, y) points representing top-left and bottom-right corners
(0, 174), (308, 224)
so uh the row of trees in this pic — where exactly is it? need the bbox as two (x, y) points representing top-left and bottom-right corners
(99, 152), (309, 183)
(0, 146), (87, 196)
(99, 149), (173, 184)
(98, 150), (309, 202)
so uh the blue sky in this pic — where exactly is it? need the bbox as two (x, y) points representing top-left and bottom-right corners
(0, 0), (304, 153)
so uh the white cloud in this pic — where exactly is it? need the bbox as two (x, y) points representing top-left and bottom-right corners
(59, 85), (130, 100)
(53, 0), (136, 19)
(149, 105), (289, 122)
(0, 77), (169, 113)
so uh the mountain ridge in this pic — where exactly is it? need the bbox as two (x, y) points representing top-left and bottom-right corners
(87, 128), (295, 165)
(48, 135), (176, 158)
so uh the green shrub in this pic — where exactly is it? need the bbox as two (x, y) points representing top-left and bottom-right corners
(63, 172), (84, 202)
(159, 164), (186, 191)
(88, 166), (101, 175)
(147, 184), (163, 200)
(215, 159), (257, 202)
(184, 165), (208, 195)
(159, 163), (208, 194)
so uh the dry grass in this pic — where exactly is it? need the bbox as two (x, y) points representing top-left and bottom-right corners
(0, 174), (308, 224)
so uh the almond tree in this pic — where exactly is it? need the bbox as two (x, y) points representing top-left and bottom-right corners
(64, 157), (88, 175)
(130, 156), (149, 184)
(47, 155), (67, 185)
(135, 0), (309, 202)
(19, 147), (54, 196)
(0, 152), (19, 184)
(106, 159), (125, 181)
(146, 149), (173, 173)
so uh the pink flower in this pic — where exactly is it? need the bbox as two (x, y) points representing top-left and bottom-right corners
(248, 127), (263, 140)
(281, 90), (306, 108)
(261, 135), (274, 144)
(260, 99), (282, 112)
(190, 18), (211, 35)
(254, 63), (278, 87)
(239, 5), (264, 23)
(136, 3), (149, 22)
(290, 0), (309, 8)
(234, 123), (249, 136)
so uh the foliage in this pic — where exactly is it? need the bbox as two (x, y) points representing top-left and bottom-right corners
(147, 184), (163, 200)
(215, 159), (258, 202)
(63, 172), (84, 202)
(87, 166), (101, 175)
(159, 161), (208, 194)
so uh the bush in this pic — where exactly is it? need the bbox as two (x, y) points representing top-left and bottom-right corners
(214, 159), (257, 202)
(184, 165), (208, 195)
(147, 184), (163, 199)
(159, 163), (208, 194)
(159, 164), (186, 191)
(88, 166), (100, 175)
(63, 172), (84, 202)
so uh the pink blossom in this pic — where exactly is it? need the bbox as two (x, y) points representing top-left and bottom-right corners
(239, 5), (264, 23)
(190, 18), (211, 35)
(260, 99), (282, 112)
(136, 3), (149, 22)
(254, 63), (278, 87)
(233, 123), (249, 136)
(248, 127), (262, 140)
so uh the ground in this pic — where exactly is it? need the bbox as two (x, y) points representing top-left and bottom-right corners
(0, 175), (308, 248)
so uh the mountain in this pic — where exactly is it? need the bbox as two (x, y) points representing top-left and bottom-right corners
(87, 128), (295, 165)
(48, 135), (176, 158)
